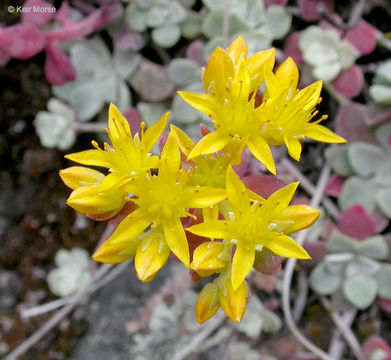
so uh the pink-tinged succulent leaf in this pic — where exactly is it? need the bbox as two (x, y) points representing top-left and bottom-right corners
(123, 108), (142, 135)
(325, 174), (346, 197)
(303, 241), (326, 264)
(186, 39), (206, 67)
(332, 65), (364, 98)
(45, 42), (76, 85)
(0, 24), (45, 59)
(379, 298), (391, 314)
(242, 174), (285, 198)
(335, 102), (375, 143)
(364, 105), (391, 127)
(253, 273), (277, 293)
(44, 5), (121, 42)
(284, 32), (304, 65)
(298, 0), (334, 21)
(363, 335), (391, 358)
(21, 0), (55, 27)
(319, 19), (343, 36)
(345, 21), (377, 56)
(115, 27), (144, 52)
(233, 149), (250, 177)
(55, 1), (71, 25)
(388, 134), (391, 151)
(0, 50), (10, 67)
(373, 212), (389, 233)
(159, 132), (170, 153)
(265, 0), (289, 6)
(253, 248), (282, 276)
(338, 205), (377, 240)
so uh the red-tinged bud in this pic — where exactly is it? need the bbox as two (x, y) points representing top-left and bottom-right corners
(195, 282), (220, 323)
(253, 247), (281, 276)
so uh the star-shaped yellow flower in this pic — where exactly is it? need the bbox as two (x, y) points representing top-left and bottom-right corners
(92, 132), (227, 268)
(187, 166), (319, 290)
(178, 37), (277, 174)
(255, 57), (347, 161)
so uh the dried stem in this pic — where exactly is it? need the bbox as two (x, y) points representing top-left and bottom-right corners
(281, 158), (340, 220)
(282, 164), (335, 360)
(320, 297), (364, 360)
(172, 311), (226, 360)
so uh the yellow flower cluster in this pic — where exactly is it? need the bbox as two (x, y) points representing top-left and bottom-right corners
(60, 37), (345, 323)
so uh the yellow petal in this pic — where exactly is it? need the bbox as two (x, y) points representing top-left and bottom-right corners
(231, 56), (250, 102)
(102, 208), (151, 246)
(92, 238), (139, 264)
(178, 92), (223, 119)
(303, 124), (347, 143)
(263, 233), (311, 259)
(195, 281), (220, 323)
(186, 220), (231, 240)
(203, 47), (234, 96)
(191, 241), (229, 276)
(142, 112), (169, 153)
(247, 135), (276, 175)
(247, 48), (276, 92)
(66, 185), (126, 215)
(219, 275), (248, 323)
(135, 229), (170, 282)
(202, 205), (219, 222)
(160, 131), (181, 180)
(188, 131), (230, 159)
(231, 245), (255, 291)
(227, 36), (248, 64)
(226, 165), (249, 211)
(284, 135), (302, 161)
(65, 149), (109, 168)
(170, 124), (195, 157)
(99, 172), (131, 193)
(275, 57), (299, 91)
(59, 167), (105, 190)
(108, 103), (132, 141)
(186, 186), (226, 208)
(276, 205), (321, 234)
(162, 217), (190, 267)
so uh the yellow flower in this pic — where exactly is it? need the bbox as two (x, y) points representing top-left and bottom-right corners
(93, 132), (226, 268)
(255, 57), (346, 161)
(178, 37), (277, 174)
(59, 166), (127, 218)
(187, 166), (318, 290)
(65, 103), (168, 192)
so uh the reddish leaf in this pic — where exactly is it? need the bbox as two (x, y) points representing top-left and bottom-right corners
(45, 42), (76, 85)
(253, 273), (277, 293)
(303, 241), (326, 264)
(200, 124), (211, 137)
(325, 174), (346, 197)
(123, 108), (142, 136)
(21, 0), (55, 28)
(0, 24), (45, 59)
(233, 149), (250, 177)
(284, 32), (304, 65)
(115, 27), (144, 52)
(345, 21), (377, 56)
(253, 248), (281, 276)
(242, 174), (285, 198)
(0, 50), (10, 67)
(379, 298), (391, 314)
(373, 212), (389, 233)
(159, 132), (169, 153)
(335, 102), (375, 143)
(186, 39), (206, 67)
(364, 105), (391, 127)
(363, 335), (391, 359)
(338, 205), (377, 240)
(298, 0), (334, 21)
(332, 65), (364, 98)
(55, 1), (71, 25)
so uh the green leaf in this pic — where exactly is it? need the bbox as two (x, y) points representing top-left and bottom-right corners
(343, 275), (377, 309)
(168, 58), (200, 86)
(180, 11), (201, 39)
(202, 10), (249, 38)
(312, 62), (341, 82)
(125, 3), (148, 32)
(325, 230), (356, 253)
(338, 176), (377, 213)
(347, 142), (387, 177)
(113, 50), (141, 80)
(310, 263), (343, 295)
(324, 252), (354, 274)
(373, 162), (391, 186)
(375, 264), (391, 299)
(172, 94), (201, 123)
(240, 29), (273, 56)
(264, 5), (292, 40)
(375, 122), (391, 152)
(137, 102), (167, 127)
(373, 59), (391, 85)
(376, 187), (391, 218)
(70, 82), (104, 121)
(369, 85), (391, 105)
(152, 23), (181, 48)
(345, 256), (380, 277)
(325, 145), (354, 176)
(356, 236), (389, 260)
